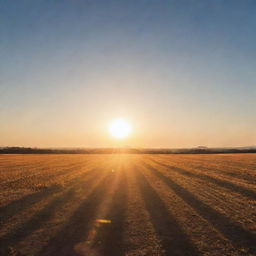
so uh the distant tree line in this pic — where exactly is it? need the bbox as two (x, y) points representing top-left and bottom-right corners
(0, 147), (255, 154)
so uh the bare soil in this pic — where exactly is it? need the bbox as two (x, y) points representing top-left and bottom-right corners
(0, 154), (255, 256)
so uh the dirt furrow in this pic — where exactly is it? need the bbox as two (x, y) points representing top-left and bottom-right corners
(146, 158), (256, 229)
(124, 160), (163, 256)
(143, 161), (256, 255)
(135, 164), (200, 256)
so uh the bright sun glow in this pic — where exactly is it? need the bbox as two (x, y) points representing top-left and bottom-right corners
(109, 118), (132, 139)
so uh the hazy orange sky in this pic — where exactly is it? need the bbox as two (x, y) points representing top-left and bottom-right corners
(1, 1), (256, 148)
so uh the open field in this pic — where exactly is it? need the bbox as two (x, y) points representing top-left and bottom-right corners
(0, 154), (255, 256)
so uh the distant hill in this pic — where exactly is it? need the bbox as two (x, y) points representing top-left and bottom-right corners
(0, 146), (256, 154)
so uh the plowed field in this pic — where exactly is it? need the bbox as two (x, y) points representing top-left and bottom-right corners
(0, 154), (255, 256)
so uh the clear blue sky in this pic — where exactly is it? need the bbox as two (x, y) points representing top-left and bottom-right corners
(0, 0), (255, 147)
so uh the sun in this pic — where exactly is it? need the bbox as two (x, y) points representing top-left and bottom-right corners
(109, 118), (132, 139)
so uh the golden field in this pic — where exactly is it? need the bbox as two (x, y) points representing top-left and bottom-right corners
(0, 154), (255, 256)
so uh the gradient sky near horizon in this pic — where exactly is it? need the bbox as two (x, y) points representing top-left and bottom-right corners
(1, 0), (256, 148)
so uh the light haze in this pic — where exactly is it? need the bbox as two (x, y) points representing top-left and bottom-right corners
(0, 1), (255, 148)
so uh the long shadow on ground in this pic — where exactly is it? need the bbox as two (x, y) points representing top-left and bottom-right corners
(145, 163), (256, 254)
(38, 172), (115, 256)
(0, 186), (61, 225)
(0, 168), (97, 225)
(0, 169), (99, 255)
(91, 172), (128, 256)
(152, 159), (256, 200)
(136, 168), (200, 256)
